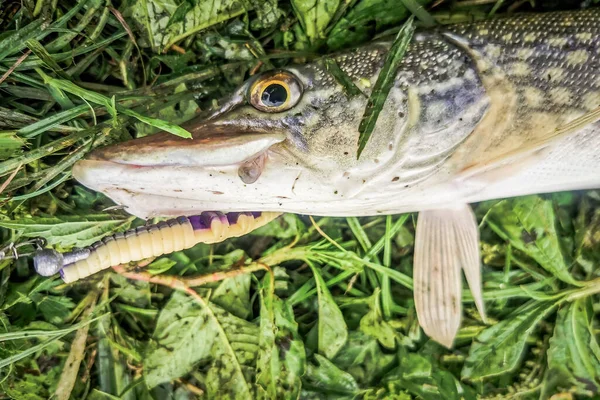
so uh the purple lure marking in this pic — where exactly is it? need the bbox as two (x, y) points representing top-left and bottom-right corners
(217, 212), (228, 226)
(188, 215), (208, 230)
(226, 212), (240, 224)
(199, 212), (216, 229)
(190, 211), (260, 231)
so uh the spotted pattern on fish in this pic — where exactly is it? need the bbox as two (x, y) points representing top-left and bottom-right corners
(447, 9), (599, 115)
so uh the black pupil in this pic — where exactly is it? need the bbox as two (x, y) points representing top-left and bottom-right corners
(261, 84), (287, 107)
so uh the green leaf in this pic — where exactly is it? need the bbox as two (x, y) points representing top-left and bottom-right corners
(0, 18), (47, 62)
(462, 300), (555, 380)
(309, 263), (348, 359)
(251, 213), (306, 239)
(543, 298), (600, 396)
(33, 294), (75, 324)
(327, 0), (429, 50)
(211, 273), (251, 319)
(25, 39), (70, 80)
(486, 196), (581, 286)
(34, 73), (193, 139)
(124, 0), (246, 52)
(255, 278), (306, 399)
(377, 351), (461, 400)
(134, 83), (199, 138)
(0, 214), (134, 248)
(0, 132), (26, 161)
(303, 354), (360, 395)
(357, 16), (414, 158)
(323, 57), (364, 98)
(16, 104), (88, 139)
(246, 0), (283, 29)
(291, 0), (341, 43)
(359, 290), (398, 349)
(332, 331), (396, 387)
(144, 291), (258, 398)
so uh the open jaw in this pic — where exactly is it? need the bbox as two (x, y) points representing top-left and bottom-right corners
(59, 211), (281, 283)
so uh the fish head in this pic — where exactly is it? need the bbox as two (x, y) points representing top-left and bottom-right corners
(73, 43), (413, 218)
(74, 39), (488, 218)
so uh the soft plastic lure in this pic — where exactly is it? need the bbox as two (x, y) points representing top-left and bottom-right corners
(34, 211), (280, 283)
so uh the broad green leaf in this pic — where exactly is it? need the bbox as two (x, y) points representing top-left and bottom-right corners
(212, 273), (251, 319)
(543, 298), (600, 396)
(377, 351), (461, 400)
(462, 300), (555, 380)
(291, 0), (340, 43)
(256, 278), (306, 399)
(144, 291), (258, 398)
(247, 0), (282, 29)
(123, 0), (246, 52)
(0, 132), (26, 161)
(486, 196), (580, 286)
(359, 290), (398, 349)
(0, 214), (134, 248)
(32, 294), (75, 324)
(327, 0), (431, 50)
(332, 331), (396, 387)
(357, 16), (414, 158)
(303, 354), (360, 396)
(309, 264), (348, 359)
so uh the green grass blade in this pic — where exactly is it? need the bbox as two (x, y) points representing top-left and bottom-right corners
(357, 16), (414, 158)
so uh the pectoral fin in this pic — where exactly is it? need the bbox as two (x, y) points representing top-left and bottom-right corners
(414, 204), (484, 348)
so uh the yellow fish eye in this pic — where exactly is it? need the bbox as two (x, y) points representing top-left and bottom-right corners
(248, 71), (303, 113)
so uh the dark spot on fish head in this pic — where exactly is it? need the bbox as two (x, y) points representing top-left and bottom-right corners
(392, 177), (399, 182)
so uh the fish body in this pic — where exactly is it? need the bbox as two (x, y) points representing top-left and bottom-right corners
(74, 9), (600, 219)
(71, 9), (600, 346)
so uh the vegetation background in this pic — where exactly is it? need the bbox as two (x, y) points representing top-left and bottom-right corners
(0, 0), (599, 398)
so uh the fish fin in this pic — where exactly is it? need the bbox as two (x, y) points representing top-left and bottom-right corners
(414, 207), (463, 348)
(453, 205), (487, 324)
(414, 204), (484, 348)
(456, 106), (600, 183)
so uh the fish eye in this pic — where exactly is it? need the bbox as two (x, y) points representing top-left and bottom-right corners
(248, 71), (303, 113)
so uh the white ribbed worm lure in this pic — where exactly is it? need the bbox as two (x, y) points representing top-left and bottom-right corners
(33, 211), (280, 283)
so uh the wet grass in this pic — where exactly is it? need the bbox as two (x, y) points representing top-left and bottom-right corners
(0, 0), (599, 399)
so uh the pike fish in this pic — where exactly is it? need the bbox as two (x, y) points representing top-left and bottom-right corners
(70, 9), (599, 347)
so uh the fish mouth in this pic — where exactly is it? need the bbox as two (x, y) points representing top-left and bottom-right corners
(72, 112), (290, 232)
(87, 120), (287, 168)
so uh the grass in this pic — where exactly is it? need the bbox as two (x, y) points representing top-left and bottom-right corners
(0, 0), (599, 399)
